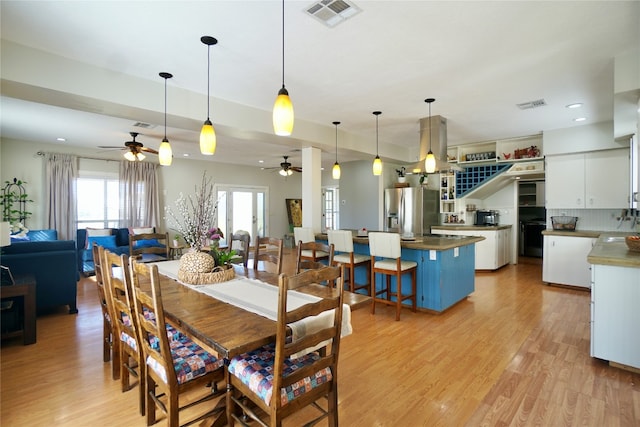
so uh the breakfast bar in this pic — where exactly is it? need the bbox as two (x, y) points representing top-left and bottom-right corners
(318, 232), (484, 313)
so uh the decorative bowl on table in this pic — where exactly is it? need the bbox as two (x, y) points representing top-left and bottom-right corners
(625, 235), (640, 252)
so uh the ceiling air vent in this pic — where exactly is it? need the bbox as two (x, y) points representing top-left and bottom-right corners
(516, 99), (547, 110)
(306, 0), (361, 27)
(132, 121), (155, 129)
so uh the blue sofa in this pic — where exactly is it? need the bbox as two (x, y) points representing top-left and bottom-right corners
(76, 228), (131, 276)
(2, 229), (79, 314)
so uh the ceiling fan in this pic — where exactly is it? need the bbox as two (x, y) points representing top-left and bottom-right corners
(264, 155), (302, 176)
(98, 132), (158, 161)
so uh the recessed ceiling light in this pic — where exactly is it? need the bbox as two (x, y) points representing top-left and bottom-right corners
(566, 103), (583, 109)
(183, 153), (189, 157)
(574, 117), (586, 122)
(56, 137), (66, 142)
(258, 160), (264, 164)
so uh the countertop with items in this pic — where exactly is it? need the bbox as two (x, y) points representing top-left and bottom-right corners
(317, 231), (485, 251)
(432, 224), (513, 231)
(587, 233), (640, 268)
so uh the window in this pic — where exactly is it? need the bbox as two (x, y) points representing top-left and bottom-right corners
(76, 175), (120, 229)
(323, 187), (339, 231)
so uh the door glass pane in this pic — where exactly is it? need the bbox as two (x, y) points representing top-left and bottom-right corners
(232, 191), (253, 235)
(217, 191), (228, 245)
(256, 192), (265, 239)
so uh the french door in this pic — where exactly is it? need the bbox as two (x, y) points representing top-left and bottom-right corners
(214, 185), (268, 246)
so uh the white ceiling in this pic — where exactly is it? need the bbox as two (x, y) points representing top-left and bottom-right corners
(1, 1), (638, 170)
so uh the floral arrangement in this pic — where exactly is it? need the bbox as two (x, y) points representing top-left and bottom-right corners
(206, 227), (224, 241)
(164, 172), (218, 252)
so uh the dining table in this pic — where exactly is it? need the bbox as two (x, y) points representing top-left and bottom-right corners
(151, 260), (370, 360)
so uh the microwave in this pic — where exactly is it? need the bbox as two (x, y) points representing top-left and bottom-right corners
(475, 210), (499, 226)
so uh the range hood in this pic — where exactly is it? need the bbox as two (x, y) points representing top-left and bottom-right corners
(407, 115), (462, 174)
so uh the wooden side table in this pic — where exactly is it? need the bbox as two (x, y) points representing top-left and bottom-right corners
(1, 275), (36, 345)
(168, 244), (185, 260)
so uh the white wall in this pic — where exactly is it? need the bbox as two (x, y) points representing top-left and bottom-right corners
(543, 121), (628, 155)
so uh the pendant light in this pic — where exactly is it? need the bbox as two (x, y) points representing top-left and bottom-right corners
(158, 72), (173, 166)
(200, 36), (218, 155)
(424, 98), (436, 173)
(273, 0), (294, 136)
(332, 121), (341, 180)
(372, 111), (382, 176)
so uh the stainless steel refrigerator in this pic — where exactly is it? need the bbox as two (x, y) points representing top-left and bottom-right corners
(384, 187), (440, 236)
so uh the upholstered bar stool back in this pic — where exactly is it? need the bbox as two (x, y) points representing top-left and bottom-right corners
(328, 230), (370, 295)
(294, 227), (329, 262)
(369, 232), (417, 321)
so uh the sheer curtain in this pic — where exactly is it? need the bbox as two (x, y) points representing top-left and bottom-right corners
(119, 161), (160, 228)
(45, 153), (78, 240)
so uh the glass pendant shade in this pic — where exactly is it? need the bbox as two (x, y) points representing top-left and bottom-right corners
(425, 151), (436, 173)
(372, 111), (382, 176)
(159, 71), (173, 166)
(273, 87), (294, 136)
(373, 155), (382, 175)
(279, 168), (292, 177)
(158, 138), (172, 166)
(200, 119), (216, 155)
(332, 162), (341, 180)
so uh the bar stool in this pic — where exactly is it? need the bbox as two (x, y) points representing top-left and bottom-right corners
(327, 229), (370, 294)
(293, 227), (329, 262)
(369, 232), (417, 321)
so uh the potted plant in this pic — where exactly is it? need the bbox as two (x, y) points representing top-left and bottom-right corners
(172, 234), (180, 247)
(395, 167), (406, 183)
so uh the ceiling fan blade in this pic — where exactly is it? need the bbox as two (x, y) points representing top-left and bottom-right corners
(140, 147), (159, 155)
(98, 145), (126, 149)
(291, 167), (303, 172)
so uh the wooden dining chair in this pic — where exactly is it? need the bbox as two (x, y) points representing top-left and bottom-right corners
(92, 243), (113, 365)
(369, 232), (417, 321)
(226, 266), (345, 427)
(328, 229), (370, 295)
(228, 231), (250, 268)
(100, 248), (145, 415)
(253, 236), (283, 275)
(129, 232), (170, 263)
(129, 258), (225, 427)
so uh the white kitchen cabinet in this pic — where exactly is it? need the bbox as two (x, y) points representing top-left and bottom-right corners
(432, 227), (511, 270)
(542, 235), (596, 288)
(545, 149), (629, 209)
(591, 264), (640, 369)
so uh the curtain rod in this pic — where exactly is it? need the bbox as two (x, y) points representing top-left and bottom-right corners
(36, 151), (120, 162)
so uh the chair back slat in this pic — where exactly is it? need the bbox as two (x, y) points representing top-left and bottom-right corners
(229, 232), (250, 267)
(129, 258), (177, 386)
(272, 265), (344, 409)
(101, 249), (138, 351)
(253, 236), (283, 274)
(129, 232), (170, 261)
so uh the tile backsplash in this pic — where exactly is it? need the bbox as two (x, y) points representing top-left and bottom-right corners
(547, 209), (640, 232)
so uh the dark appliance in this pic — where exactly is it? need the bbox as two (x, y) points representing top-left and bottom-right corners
(520, 218), (545, 257)
(475, 210), (499, 226)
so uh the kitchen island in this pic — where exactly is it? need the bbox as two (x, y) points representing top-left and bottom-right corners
(317, 232), (484, 313)
(587, 233), (640, 371)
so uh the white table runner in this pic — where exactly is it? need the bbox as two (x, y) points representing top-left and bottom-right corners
(152, 260), (352, 343)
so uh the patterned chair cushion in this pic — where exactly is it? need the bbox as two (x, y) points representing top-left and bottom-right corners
(228, 344), (333, 406)
(119, 323), (183, 351)
(146, 336), (224, 385)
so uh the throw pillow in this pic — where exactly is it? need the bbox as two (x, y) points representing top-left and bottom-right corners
(129, 226), (154, 235)
(133, 238), (165, 249)
(87, 235), (118, 251)
(85, 228), (112, 249)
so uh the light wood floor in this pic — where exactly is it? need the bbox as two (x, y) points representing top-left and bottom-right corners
(1, 256), (638, 426)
